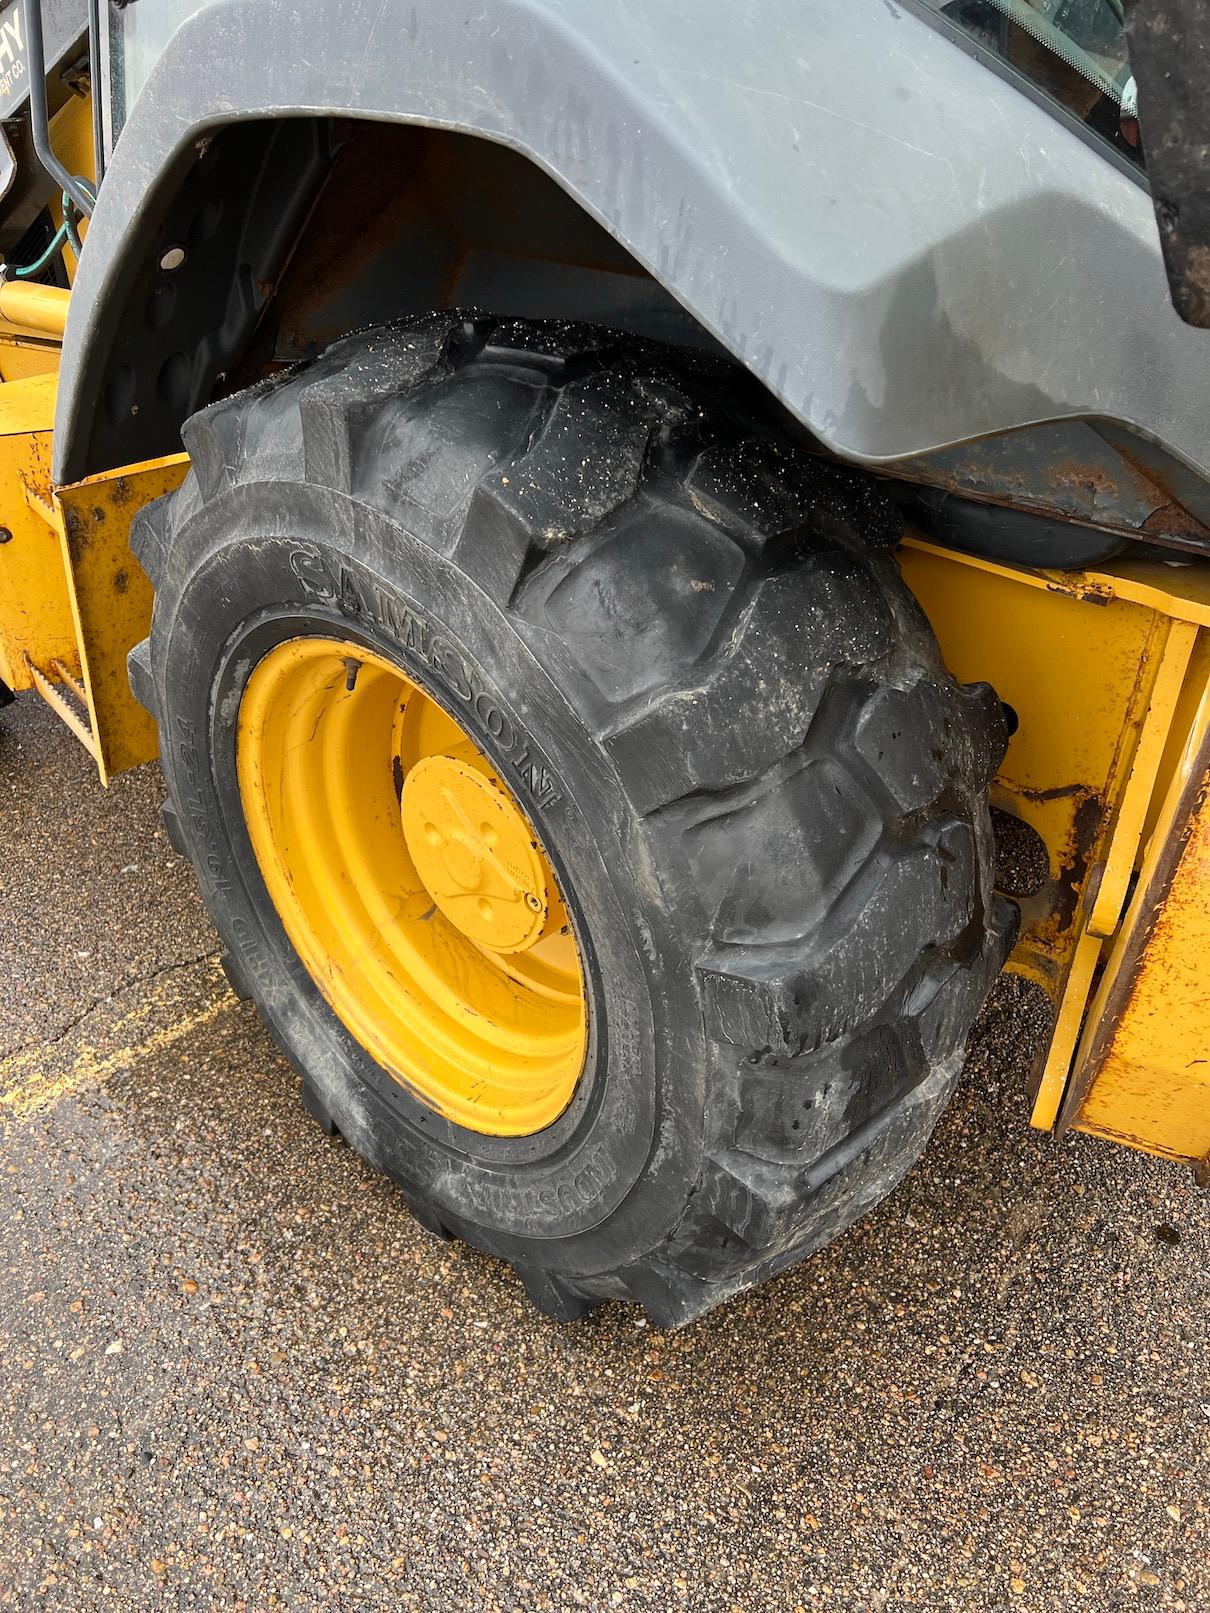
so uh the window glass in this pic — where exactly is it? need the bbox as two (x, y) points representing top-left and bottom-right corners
(920, 1), (1142, 170)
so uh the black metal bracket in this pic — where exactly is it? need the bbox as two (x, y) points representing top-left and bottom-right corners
(1125, 0), (1210, 326)
(20, 0), (96, 217)
(88, 0), (104, 187)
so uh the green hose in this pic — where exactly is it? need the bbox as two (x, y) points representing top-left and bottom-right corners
(3, 179), (96, 281)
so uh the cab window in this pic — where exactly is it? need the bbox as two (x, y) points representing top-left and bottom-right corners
(920, 0), (1142, 170)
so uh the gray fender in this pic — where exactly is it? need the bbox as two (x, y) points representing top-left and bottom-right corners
(54, 0), (1210, 484)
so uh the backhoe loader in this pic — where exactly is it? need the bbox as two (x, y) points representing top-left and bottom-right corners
(0, 0), (1206, 1324)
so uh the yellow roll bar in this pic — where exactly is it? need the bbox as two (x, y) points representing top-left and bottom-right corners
(0, 280), (70, 339)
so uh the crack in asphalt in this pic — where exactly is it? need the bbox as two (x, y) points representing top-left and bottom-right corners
(0, 947), (223, 1065)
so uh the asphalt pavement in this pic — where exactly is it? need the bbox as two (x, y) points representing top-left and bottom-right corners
(0, 691), (1206, 1612)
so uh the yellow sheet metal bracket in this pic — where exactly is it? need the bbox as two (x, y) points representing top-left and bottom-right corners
(902, 537), (1210, 1177)
(52, 454), (190, 781)
(0, 353), (188, 782)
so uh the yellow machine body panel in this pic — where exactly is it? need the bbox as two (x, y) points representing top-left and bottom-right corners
(0, 371), (77, 692)
(1064, 669), (1210, 1170)
(44, 90), (93, 284)
(902, 538), (1210, 1174)
(0, 294), (68, 381)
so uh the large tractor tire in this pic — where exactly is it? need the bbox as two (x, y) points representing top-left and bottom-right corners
(129, 314), (1016, 1326)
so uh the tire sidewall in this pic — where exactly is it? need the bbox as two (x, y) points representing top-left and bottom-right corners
(155, 481), (707, 1275)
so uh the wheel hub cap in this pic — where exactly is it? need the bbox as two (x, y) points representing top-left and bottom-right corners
(401, 755), (548, 952)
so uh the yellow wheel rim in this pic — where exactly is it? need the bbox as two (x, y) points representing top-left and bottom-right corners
(236, 636), (587, 1136)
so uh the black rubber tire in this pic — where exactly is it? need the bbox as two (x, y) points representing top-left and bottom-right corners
(129, 313), (1017, 1326)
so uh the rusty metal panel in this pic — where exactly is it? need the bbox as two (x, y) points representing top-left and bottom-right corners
(0, 372), (77, 692)
(891, 420), (1210, 557)
(55, 453), (189, 782)
(1063, 665), (1210, 1171)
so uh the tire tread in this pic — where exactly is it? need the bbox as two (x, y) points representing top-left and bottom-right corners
(145, 312), (1013, 1326)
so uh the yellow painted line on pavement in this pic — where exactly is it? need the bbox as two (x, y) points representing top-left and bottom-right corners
(0, 961), (234, 1120)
